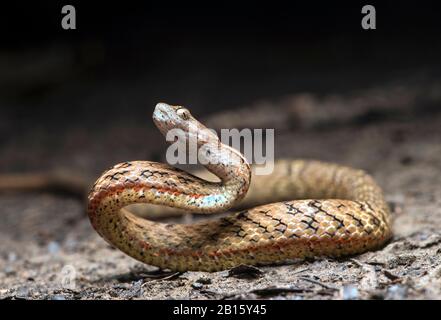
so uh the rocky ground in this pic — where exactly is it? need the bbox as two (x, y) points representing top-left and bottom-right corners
(1, 91), (441, 300)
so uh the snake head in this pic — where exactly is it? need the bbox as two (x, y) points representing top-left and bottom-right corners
(153, 102), (218, 143)
(153, 102), (250, 183)
(153, 103), (193, 132)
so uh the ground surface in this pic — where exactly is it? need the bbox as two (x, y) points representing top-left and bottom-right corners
(1, 93), (441, 300)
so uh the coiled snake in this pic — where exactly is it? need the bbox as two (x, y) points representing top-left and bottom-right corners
(87, 103), (392, 272)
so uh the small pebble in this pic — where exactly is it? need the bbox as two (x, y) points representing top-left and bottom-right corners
(192, 282), (203, 289)
(416, 233), (430, 241)
(341, 284), (359, 300)
(7, 252), (17, 262)
(227, 265), (263, 279)
(64, 237), (79, 251)
(132, 280), (143, 295)
(196, 277), (211, 285)
(51, 294), (66, 300)
(15, 287), (30, 299)
(387, 284), (407, 299)
(4, 265), (16, 276)
(47, 241), (61, 255)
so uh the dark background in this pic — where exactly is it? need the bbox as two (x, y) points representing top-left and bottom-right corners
(0, 1), (440, 171)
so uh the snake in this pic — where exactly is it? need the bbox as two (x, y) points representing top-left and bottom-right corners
(87, 103), (392, 272)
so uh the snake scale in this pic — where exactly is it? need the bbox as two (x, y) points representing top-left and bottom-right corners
(87, 103), (392, 272)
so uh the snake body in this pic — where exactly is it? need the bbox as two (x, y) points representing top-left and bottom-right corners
(87, 103), (392, 272)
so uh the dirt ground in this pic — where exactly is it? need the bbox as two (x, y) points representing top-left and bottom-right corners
(1, 90), (441, 300)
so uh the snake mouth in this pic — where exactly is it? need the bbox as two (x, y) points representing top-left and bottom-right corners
(153, 102), (170, 120)
(152, 102), (173, 131)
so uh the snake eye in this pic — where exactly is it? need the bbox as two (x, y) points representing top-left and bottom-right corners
(176, 108), (191, 120)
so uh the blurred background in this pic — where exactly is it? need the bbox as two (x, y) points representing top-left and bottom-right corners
(1, 1), (441, 299)
(1, 2), (440, 173)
